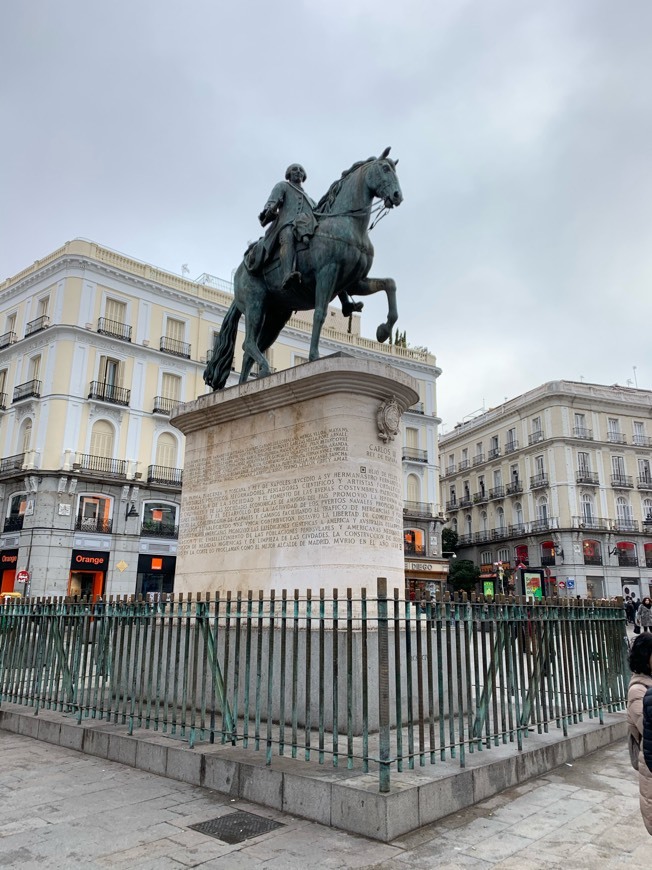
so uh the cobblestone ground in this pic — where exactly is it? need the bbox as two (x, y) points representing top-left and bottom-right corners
(0, 729), (649, 868)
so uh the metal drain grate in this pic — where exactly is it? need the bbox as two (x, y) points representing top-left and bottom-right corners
(189, 811), (284, 845)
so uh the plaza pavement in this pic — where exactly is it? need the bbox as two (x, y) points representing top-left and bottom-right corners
(0, 726), (649, 869)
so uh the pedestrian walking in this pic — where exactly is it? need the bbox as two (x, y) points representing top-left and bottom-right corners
(627, 633), (652, 835)
(626, 598), (635, 624)
(637, 597), (652, 633)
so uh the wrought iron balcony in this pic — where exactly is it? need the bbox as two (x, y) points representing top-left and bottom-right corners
(541, 555), (556, 566)
(0, 453), (25, 475)
(505, 440), (519, 453)
(506, 482), (523, 496)
(616, 553), (638, 567)
(445, 499), (458, 511)
(141, 521), (179, 539)
(0, 392), (6, 411)
(572, 515), (610, 531)
(576, 470), (599, 485)
(404, 542), (426, 556)
(160, 336), (191, 359)
(457, 534), (474, 546)
(637, 476), (652, 490)
(97, 317), (132, 341)
(613, 518), (639, 533)
(0, 330), (16, 349)
(402, 447), (428, 463)
(611, 474), (633, 489)
(607, 432), (626, 445)
(459, 495), (472, 508)
(509, 523), (527, 536)
(488, 447), (501, 460)
(3, 515), (24, 532)
(491, 527), (509, 540)
(13, 380), (41, 402)
(473, 491), (488, 504)
(528, 431), (545, 445)
(633, 434), (652, 448)
(474, 530), (491, 544)
(75, 453), (127, 478)
(152, 396), (178, 415)
(584, 555), (603, 566)
(403, 501), (434, 517)
(458, 459), (470, 471)
(408, 401), (424, 414)
(489, 485), (505, 500)
(531, 518), (556, 532)
(88, 381), (130, 406)
(444, 465), (456, 477)
(530, 474), (549, 489)
(25, 315), (50, 336)
(147, 464), (183, 486)
(75, 517), (113, 534)
(572, 427), (593, 440)
(473, 453), (485, 466)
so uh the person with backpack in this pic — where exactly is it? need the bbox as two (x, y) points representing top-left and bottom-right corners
(627, 633), (652, 834)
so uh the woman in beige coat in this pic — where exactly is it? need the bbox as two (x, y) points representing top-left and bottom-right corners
(627, 633), (652, 835)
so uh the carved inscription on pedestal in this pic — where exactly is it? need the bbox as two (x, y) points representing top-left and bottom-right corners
(179, 426), (402, 557)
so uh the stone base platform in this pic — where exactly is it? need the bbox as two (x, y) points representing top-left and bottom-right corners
(0, 703), (627, 842)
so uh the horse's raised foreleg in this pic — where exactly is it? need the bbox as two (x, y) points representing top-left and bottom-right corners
(310, 264), (339, 361)
(348, 277), (398, 343)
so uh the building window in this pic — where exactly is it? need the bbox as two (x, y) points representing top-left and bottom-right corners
(405, 427), (419, 449)
(515, 544), (529, 566)
(535, 455), (545, 477)
(583, 539), (602, 566)
(77, 494), (113, 533)
(28, 354), (41, 382)
(614, 540), (637, 567)
(493, 469), (502, 488)
(537, 497), (548, 521)
(643, 498), (652, 525)
(514, 502), (524, 526)
(639, 458), (651, 483)
(465, 514), (472, 535)
(480, 550), (492, 565)
(404, 528), (425, 556)
(497, 547), (509, 564)
(532, 416), (542, 434)
(581, 494), (595, 522)
(496, 507), (505, 530)
(616, 497), (633, 523)
(578, 451), (591, 472)
(90, 420), (115, 458)
(4, 492), (27, 532)
(480, 510), (488, 532)
(407, 473), (420, 503)
(155, 433), (178, 468)
(105, 298), (128, 324)
(142, 502), (178, 537)
(541, 540), (555, 565)
(506, 427), (517, 451)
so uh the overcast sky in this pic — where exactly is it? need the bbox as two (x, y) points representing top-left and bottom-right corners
(2, 0), (651, 427)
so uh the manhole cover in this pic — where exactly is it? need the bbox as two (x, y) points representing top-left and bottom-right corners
(189, 811), (284, 844)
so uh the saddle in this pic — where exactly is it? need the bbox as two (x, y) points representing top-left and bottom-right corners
(244, 214), (316, 277)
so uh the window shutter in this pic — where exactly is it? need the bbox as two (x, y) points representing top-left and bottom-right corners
(156, 433), (177, 468)
(90, 421), (114, 458)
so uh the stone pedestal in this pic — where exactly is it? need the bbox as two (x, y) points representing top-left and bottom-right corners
(171, 354), (418, 597)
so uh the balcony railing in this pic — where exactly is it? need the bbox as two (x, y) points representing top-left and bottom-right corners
(152, 396), (178, 415)
(459, 496), (472, 508)
(637, 476), (652, 490)
(528, 431), (545, 445)
(607, 432), (626, 444)
(617, 554), (638, 567)
(3, 515), (24, 532)
(75, 517), (113, 534)
(509, 523), (527, 536)
(489, 485), (505, 500)
(473, 492), (488, 504)
(445, 499), (458, 511)
(572, 516), (610, 531)
(402, 447), (428, 463)
(506, 482), (523, 496)
(541, 555), (556, 566)
(0, 453), (25, 474)
(403, 501), (434, 517)
(613, 519), (639, 533)
(473, 453), (485, 466)
(97, 317), (132, 342)
(0, 330), (16, 349)
(491, 527), (509, 540)
(530, 474), (549, 489)
(444, 465), (456, 477)
(584, 555), (603, 566)
(408, 402), (424, 414)
(576, 470), (599, 485)
(633, 434), (652, 448)
(474, 530), (491, 544)
(403, 542), (426, 556)
(505, 440), (519, 454)
(0, 392), (6, 411)
(458, 534), (474, 546)
(141, 522), (179, 539)
(13, 380), (41, 402)
(75, 454), (127, 478)
(160, 336), (191, 359)
(572, 427), (593, 440)
(531, 518), (557, 532)
(488, 447), (501, 460)
(25, 315), (50, 336)
(88, 381), (130, 406)
(611, 474), (633, 489)
(147, 465), (183, 487)
(458, 460), (470, 471)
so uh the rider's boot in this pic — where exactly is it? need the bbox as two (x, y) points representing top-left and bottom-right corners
(279, 237), (301, 290)
(340, 294), (364, 317)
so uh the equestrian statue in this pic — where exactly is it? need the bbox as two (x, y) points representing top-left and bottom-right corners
(203, 147), (403, 390)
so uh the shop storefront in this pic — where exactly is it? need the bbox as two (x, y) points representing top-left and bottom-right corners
(136, 553), (176, 597)
(405, 559), (449, 600)
(0, 549), (18, 594)
(68, 550), (109, 600)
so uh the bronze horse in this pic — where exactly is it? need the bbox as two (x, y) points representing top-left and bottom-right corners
(204, 148), (403, 390)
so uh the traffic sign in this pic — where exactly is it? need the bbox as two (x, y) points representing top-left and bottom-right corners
(16, 570), (30, 584)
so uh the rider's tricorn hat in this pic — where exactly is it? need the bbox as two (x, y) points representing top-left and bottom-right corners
(285, 164), (307, 182)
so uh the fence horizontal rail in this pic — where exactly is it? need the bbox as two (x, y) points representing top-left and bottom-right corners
(0, 584), (628, 792)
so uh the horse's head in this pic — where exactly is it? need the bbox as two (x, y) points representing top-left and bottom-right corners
(367, 147), (403, 209)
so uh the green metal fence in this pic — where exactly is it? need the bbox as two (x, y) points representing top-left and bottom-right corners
(0, 580), (628, 792)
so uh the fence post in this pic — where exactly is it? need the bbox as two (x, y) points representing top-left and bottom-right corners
(377, 577), (391, 793)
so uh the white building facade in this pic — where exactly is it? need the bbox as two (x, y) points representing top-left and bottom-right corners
(439, 381), (652, 600)
(0, 240), (444, 599)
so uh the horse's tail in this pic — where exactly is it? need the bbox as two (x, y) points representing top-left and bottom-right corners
(203, 302), (241, 390)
